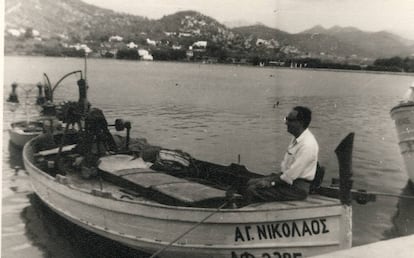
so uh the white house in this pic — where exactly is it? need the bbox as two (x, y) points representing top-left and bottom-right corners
(142, 54), (154, 61)
(172, 45), (182, 50)
(109, 35), (123, 42)
(281, 45), (300, 54)
(70, 43), (92, 53)
(256, 38), (268, 46)
(138, 49), (149, 56)
(179, 32), (192, 37)
(146, 38), (156, 46)
(7, 29), (21, 37)
(127, 42), (138, 49)
(138, 49), (153, 61)
(192, 41), (207, 48)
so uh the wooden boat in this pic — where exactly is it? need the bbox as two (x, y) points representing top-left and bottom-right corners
(390, 84), (414, 183)
(22, 103), (363, 258)
(9, 118), (59, 148)
(23, 134), (354, 258)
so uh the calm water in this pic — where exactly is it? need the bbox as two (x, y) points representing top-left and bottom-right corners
(3, 56), (414, 257)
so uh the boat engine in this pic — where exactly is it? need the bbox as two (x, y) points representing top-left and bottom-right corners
(76, 108), (117, 173)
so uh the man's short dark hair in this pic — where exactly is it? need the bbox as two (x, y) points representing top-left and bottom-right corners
(293, 106), (312, 128)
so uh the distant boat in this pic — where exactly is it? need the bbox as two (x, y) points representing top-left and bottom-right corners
(9, 118), (60, 148)
(390, 83), (414, 183)
(6, 82), (56, 148)
(7, 70), (84, 148)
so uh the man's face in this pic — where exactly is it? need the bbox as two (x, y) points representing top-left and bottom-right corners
(285, 110), (302, 136)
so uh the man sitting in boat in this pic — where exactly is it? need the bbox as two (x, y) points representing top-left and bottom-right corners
(245, 106), (319, 202)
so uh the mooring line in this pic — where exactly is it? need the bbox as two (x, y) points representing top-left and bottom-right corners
(149, 201), (229, 258)
(370, 191), (414, 200)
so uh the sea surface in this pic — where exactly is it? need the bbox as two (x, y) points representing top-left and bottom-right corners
(2, 56), (414, 257)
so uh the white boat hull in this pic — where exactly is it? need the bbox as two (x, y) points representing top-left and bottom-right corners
(390, 103), (414, 183)
(23, 141), (352, 258)
(9, 119), (61, 148)
(9, 125), (42, 148)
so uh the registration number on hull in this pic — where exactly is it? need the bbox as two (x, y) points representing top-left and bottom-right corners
(231, 251), (303, 258)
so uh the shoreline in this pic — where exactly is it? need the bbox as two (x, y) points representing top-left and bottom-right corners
(4, 54), (413, 77)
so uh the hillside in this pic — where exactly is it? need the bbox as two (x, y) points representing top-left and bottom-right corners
(233, 25), (291, 40)
(5, 0), (154, 41)
(4, 0), (414, 60)
(159, 11), (224, 33)
(301, 26), (414, 57)
(235, 25), (414, 58)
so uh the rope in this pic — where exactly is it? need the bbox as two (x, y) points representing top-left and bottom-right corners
(148, 188), (413, 257)
(370, 191), (414, 200)
(149, 201), (229, 258)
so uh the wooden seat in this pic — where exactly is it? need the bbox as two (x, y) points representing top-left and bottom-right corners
(98, 154), (239, 206)
(36, 144), (77, 156)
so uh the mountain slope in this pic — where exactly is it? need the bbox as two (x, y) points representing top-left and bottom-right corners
(233, 25), (291, 39)
(235, 24), (414, 58)
(233, 25), (372, 57)
(5, 0), (150, 40)
(302, 26), (414, 57)
(4, 0), (414, 59)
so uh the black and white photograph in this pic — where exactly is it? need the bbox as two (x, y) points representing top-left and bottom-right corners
(2, 0), (414, 257)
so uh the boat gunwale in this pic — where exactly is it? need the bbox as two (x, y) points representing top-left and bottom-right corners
(9, 128), (43, 136)
(390, 102), (414, 113)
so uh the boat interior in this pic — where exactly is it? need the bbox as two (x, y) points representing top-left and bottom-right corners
(12, 121), (45, 132)
(26, 113), (340, 210)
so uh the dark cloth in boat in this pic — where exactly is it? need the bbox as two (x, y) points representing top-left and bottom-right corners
(32, 132), (56, 151)
(245, 176), (311, 202)
(113, 135), (161, 162)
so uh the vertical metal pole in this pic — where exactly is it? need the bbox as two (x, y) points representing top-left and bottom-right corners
(25, 90), (29, 125)
(84, 53), (88, 83)
(335, 133), (354, 206)
(82, 53), (89, 115)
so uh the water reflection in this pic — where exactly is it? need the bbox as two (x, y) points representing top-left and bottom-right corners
(22, 194), (150, 258)
(8, 140), (24, 171)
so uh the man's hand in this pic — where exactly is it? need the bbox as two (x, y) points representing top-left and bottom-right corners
(248, 173), (282, 188)
(255, 178), (272, 188)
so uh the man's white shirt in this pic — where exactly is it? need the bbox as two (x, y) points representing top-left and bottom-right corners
(280, 128), (319, 185)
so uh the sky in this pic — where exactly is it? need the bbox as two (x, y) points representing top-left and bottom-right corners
(82, 0), (414, 40)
